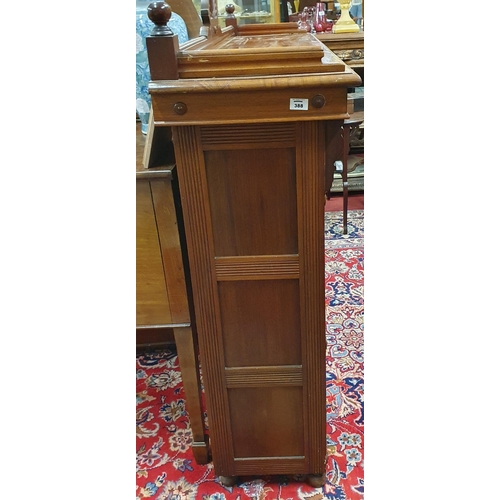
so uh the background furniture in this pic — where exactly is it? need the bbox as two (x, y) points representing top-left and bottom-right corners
(330, 115), (363, 233)
(136, 121), (208, 464)
(217, 0), (282, 25)
(316, 30), (364, 194)
(165, 0), (204, 39)
(145, 1), (360, 486)
(316, 31), (363, 73)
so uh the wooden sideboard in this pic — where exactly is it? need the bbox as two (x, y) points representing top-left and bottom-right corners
(136, 122), (208, 464)
(145, 2), (361, 486)
(315, 31), (364, 74)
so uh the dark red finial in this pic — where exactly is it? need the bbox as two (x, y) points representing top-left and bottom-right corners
(147, 2), (173, 36)
(225, 4), (235, 15)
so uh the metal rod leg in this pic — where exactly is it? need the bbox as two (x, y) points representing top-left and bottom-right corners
(342, 124), (350, 234)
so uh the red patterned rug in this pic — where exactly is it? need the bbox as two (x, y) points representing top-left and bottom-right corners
(136, 210), (364, 499)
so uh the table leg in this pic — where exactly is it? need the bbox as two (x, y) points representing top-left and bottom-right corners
(342, 124), (350, 234)
(173, 326), (209, 464)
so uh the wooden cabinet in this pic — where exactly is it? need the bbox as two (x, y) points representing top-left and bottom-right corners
(316, 31), (364, 72)
(145, 3), (361, 485)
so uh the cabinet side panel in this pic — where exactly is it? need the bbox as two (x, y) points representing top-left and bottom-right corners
(173, 121), (327, 477)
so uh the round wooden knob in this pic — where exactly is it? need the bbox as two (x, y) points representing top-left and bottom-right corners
(147, 2), (172, 24)
(147, 2), (173, 35)
(173, 102), (188, 115)
(225, 4), (235, 15)
(311, 94), (326, 108)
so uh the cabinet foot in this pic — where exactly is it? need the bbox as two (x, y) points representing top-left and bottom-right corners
(306, 473), (326, 488)
(218, 476), (238, 487)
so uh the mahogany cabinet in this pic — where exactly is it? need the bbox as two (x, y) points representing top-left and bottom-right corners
(144, 2), (361, 485)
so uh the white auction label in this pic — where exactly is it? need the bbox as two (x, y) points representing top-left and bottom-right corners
(290, 98), (309, 110)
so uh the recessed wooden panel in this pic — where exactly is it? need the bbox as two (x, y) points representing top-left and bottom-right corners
(205, 148), (298, 257)
(228, 387), (304, 458)
(218, 280), (301, 367)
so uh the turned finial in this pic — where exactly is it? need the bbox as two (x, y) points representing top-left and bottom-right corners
(145, 0), (179, 80)
(224, 3), (237, 29)
(147, 2), (173, 36)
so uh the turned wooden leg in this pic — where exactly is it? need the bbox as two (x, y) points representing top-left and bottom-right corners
(173, 326), (209, 465)
(219, 476), (238, 487)
(306, 472), (327, 488)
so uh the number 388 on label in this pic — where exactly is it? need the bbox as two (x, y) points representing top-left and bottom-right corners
(289, 98), (309, 111)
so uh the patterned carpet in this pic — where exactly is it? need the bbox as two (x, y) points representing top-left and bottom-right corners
(136, 210), (364, 500)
